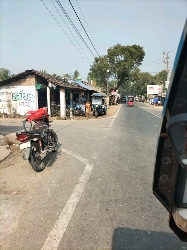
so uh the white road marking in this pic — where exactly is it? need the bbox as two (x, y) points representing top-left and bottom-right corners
(41, 148), (94, 250)
(113, 104), (121, 119)
(136, 105), (161, 118)
(104, 105), (121, 129)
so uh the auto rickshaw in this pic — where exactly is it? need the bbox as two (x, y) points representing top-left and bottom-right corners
(91, 93), (107, 118)
(127, 96), (134, 107)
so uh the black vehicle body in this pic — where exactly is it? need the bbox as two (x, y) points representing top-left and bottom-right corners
(91, 93), (107, 118)
(121, 96), (127, 103)
(153, 19), (187, 241)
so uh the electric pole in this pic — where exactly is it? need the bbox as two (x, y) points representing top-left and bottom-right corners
(163, 52), (170, 89)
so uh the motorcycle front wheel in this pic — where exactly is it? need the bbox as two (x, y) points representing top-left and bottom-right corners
(29, 142), (45, 172)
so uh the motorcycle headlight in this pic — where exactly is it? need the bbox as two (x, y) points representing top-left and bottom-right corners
(96, 105), (98, 107)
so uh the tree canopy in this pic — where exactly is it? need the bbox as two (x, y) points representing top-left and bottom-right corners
(88, 44), (145, 92)
(73, 70), (80, 80)
(0, 68), (13, 81)
(118, 70), (168, 96)
(88, 55), (109, 90)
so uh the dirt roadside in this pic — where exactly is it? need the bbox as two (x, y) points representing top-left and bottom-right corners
(0, 104), (120, 247)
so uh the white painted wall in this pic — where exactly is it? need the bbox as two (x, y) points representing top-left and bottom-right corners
(0, 86), (37, 115)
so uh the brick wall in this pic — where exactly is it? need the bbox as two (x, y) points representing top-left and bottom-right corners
(6, 75), (36, 87)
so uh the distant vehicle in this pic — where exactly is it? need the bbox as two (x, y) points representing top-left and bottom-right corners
(121, 96), (126, 103)
(135, 97), (138, 101)
(127, 96), (134, 107)
(158, 97), (162, 105)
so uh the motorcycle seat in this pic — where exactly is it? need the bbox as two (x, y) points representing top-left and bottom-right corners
(28, 129), (45, 134)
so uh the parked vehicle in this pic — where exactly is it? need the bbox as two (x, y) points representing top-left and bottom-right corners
(121, 96), (127, 103)
(127, 96), (134, 107)
(91, 93), (107, 118)
(72, 103), (85, 116)
(135, 97), (138, 101)
(16, 107), (58, 172)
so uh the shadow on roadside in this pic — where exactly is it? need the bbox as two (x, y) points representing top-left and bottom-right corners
(112, 227), (187, 250)
(46, 142), (62, 168)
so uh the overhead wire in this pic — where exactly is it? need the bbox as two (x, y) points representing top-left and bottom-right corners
(75, 0), (100, 55)
(69, 0), (100, 57)
(40, 0), (90, 64)
(55, 0), (96, 58)
(51, 0), (91, 62)
(142, 48), (177, 66)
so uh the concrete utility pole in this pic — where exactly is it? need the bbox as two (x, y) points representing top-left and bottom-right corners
(106, 69), (109, 96)
(163, 52), (170, 89)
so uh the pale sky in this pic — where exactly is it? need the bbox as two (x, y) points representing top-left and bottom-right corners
(0, 0), (186, 81)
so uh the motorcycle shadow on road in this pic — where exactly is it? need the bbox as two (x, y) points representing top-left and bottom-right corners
(112, 227), (186, 249)
(44, 142), (62, 169)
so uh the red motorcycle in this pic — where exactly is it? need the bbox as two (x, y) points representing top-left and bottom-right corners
(16, 107), (58, 172)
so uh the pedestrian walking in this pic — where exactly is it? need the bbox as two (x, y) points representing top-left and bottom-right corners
(85, 100), (91, 120)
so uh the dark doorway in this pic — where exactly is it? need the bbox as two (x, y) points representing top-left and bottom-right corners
(38, 88), (47, 108)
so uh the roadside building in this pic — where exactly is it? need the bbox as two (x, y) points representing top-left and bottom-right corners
(147, 85), (164, 104)
(0, 69), (97, 118)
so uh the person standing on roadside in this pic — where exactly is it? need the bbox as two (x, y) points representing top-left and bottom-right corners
(85, 100), (91, 120)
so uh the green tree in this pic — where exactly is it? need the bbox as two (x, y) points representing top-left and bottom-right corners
(73, 70), (80, 80)
(153, 70), (167, 85)
(132, 72), (154, 96)
(89, 44), (145, 91)
(40, 70), (47, 74)
(89, 55), (110, 90)
(107, 44), (145, 89)
(63, 73), (72, 79)
(0, 68), (13, 81)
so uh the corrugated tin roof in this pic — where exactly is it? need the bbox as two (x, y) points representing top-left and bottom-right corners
(68, 80), (95, 91)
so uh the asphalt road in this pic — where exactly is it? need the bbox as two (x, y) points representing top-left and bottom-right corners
(1, 103), (187, 250)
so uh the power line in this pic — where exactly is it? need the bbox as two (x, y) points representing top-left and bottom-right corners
(75, 0), (100, 55)
(141, 48), (177, 66)
(69, 0), (100, 57)
(40, 0), (90, 64)
(55, 0), (96, 58)
(51, 0), (91, 62)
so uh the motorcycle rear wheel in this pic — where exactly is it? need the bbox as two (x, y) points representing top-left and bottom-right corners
(29, 142), (45, 172)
